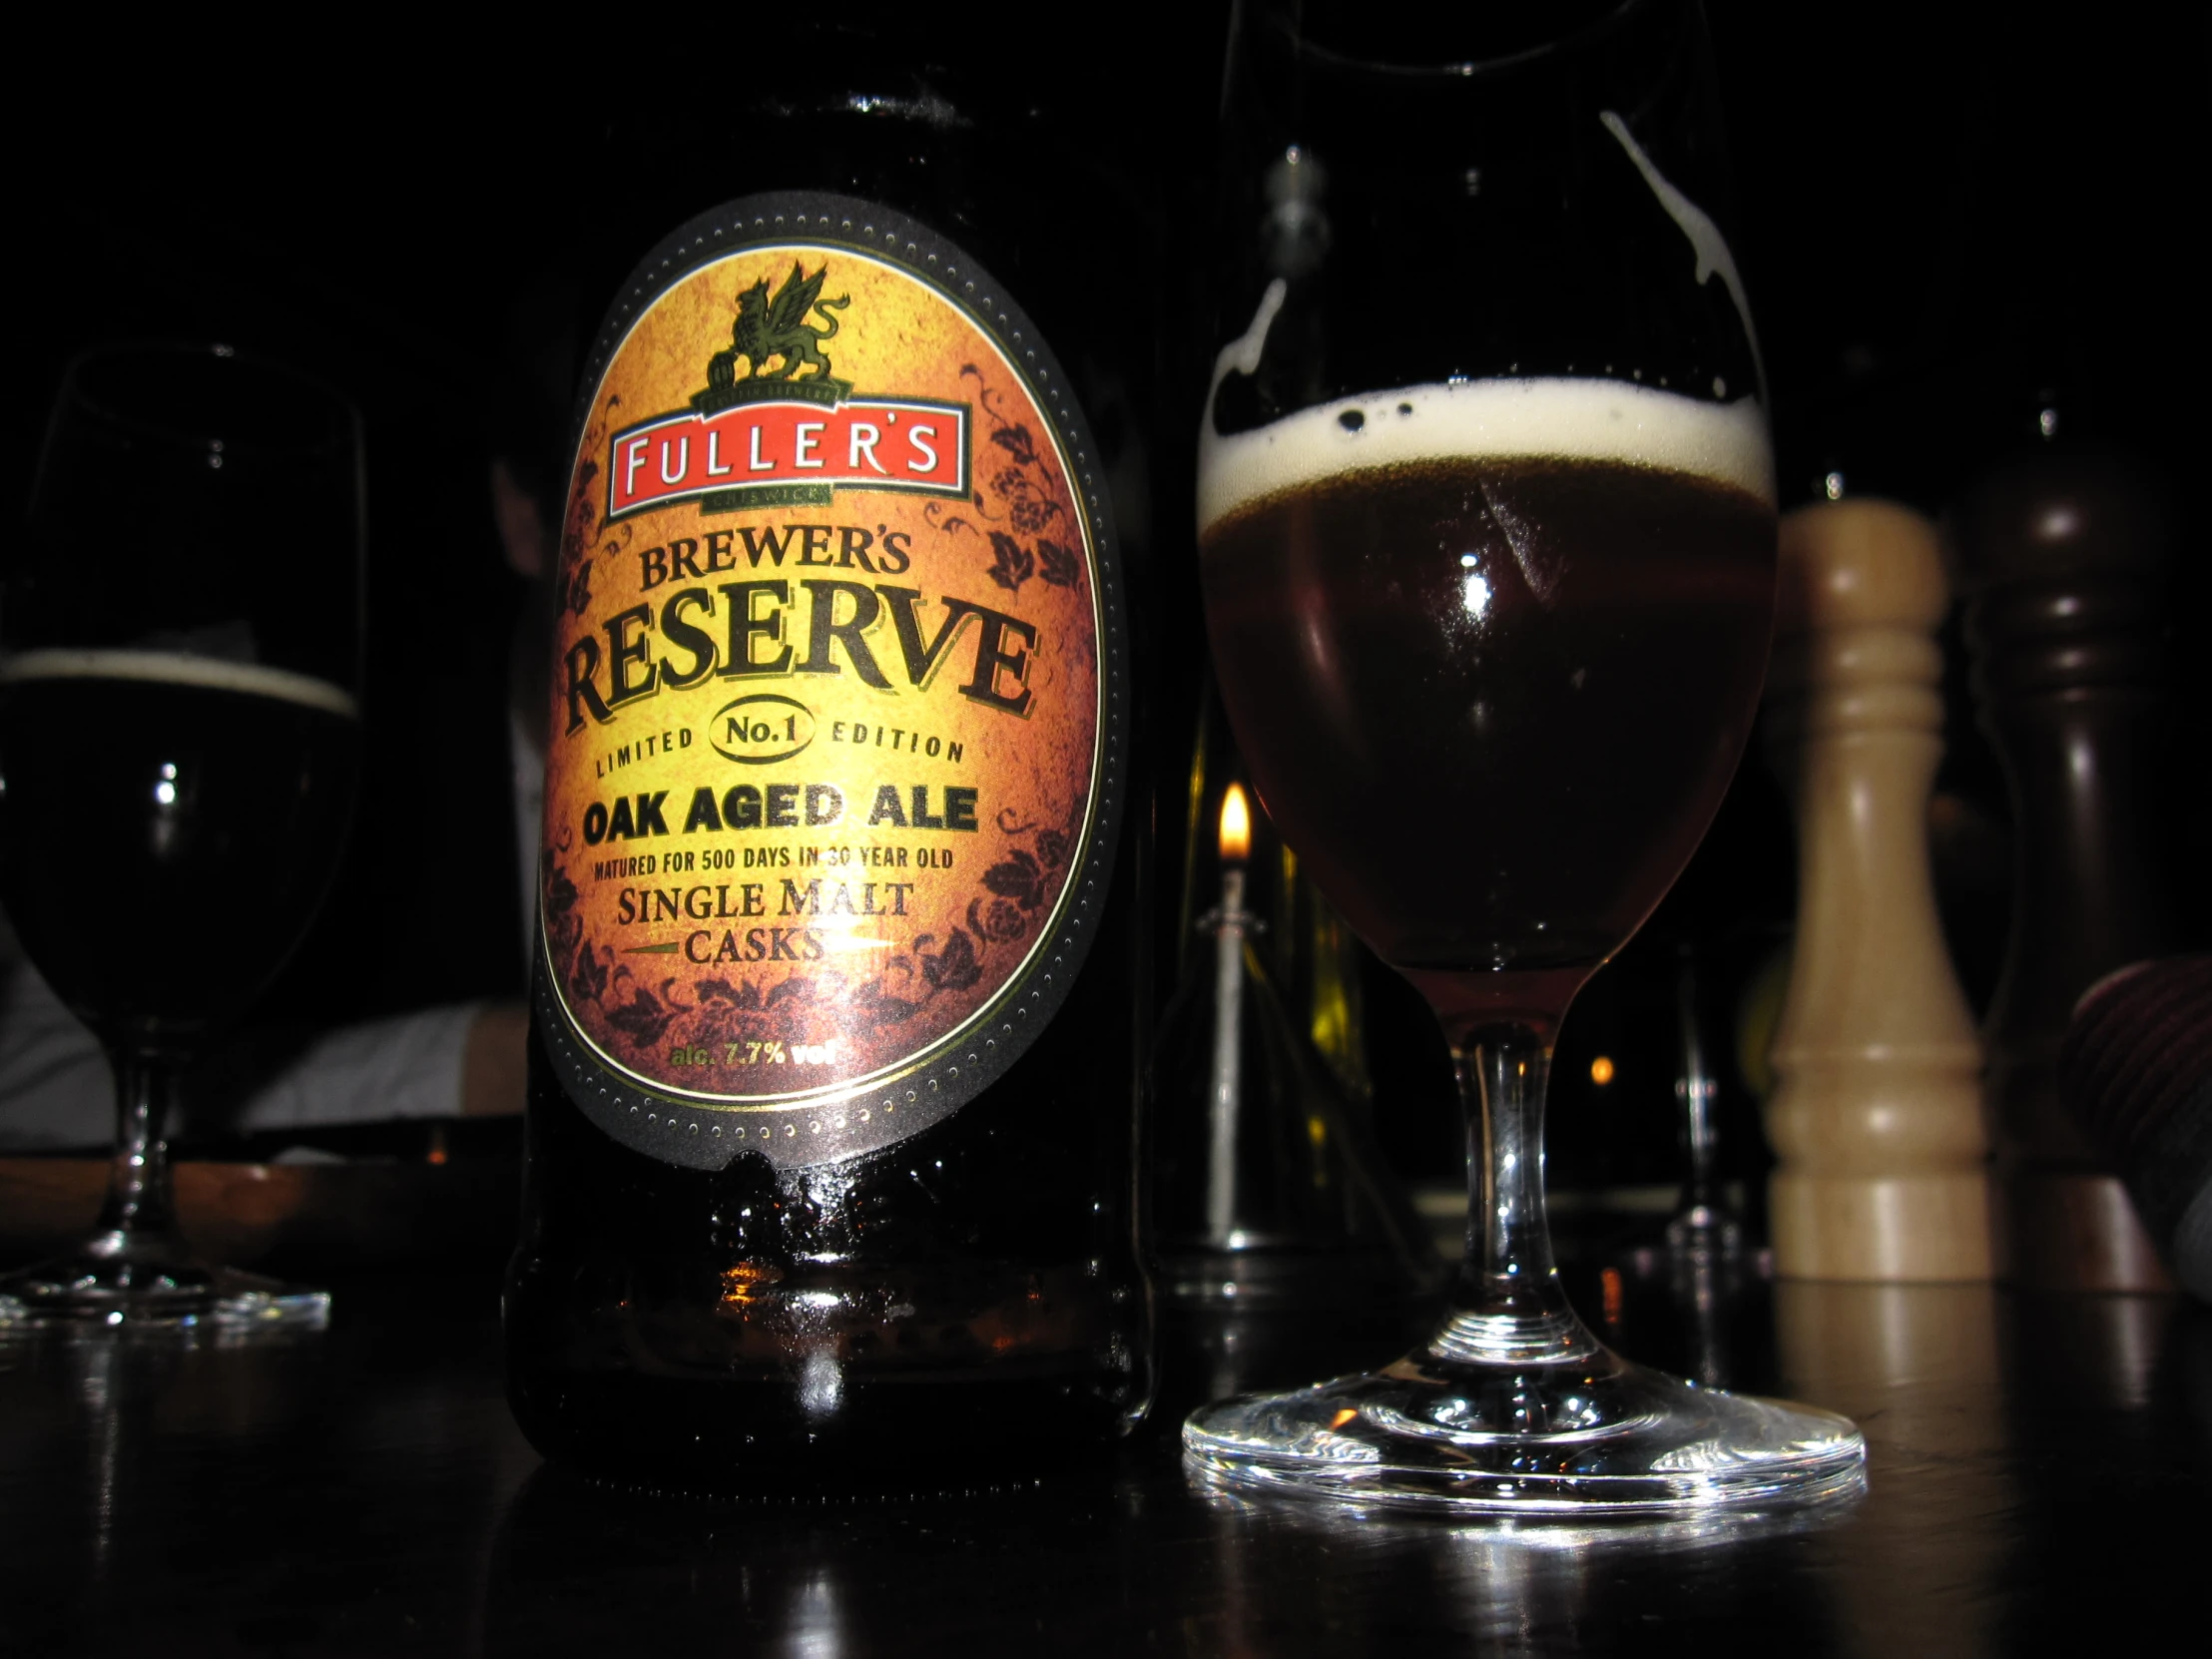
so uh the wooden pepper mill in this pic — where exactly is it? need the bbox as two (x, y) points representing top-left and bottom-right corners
(1948, 449), (2175, 1292)
(1762, 498), (1993, 1281)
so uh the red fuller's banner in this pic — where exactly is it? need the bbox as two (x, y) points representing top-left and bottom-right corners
(607, 398), (969, 517)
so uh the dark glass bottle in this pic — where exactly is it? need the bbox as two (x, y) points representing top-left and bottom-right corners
(502, 22), (1162, 1490)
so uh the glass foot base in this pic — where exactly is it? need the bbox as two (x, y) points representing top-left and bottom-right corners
(0, 1236), (328, 1333)
(1184, 1346), (1865, 1515)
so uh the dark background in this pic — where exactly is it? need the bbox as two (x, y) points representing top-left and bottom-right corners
(5, 4), (2205, 1177)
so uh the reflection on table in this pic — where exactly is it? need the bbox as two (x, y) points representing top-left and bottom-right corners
(0, 1264), (2203, 1656)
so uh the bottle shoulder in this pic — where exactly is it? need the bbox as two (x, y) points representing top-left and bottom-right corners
(582, 90), (1157, 377)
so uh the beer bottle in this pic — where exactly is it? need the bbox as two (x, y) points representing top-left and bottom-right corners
(503, 21), (1158, 1489)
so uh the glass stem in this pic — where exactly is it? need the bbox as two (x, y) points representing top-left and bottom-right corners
(1427, 1022), (1599, 1367)
(94, 1052), (183, 1247)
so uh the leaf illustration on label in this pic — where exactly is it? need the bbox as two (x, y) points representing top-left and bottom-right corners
(564, 559), (593, 618)
(970, 895), (1029, 942)
(696, 978), (760, 1009)
(919, 928), (985, 992)
(563, 440), (608, 571)
(570, 941), (610, 1005)
(986, 531), (1034, 591)
(606, 985), (674, 1045)
(990, 423), (1040, 467)
(543, 863), (584, 961)
(982, 847), (1047, 909)
(544, 860), (579, 918)
(1035, 828), (1072, 870)
(765, 977), (814, 1010)
(923, 499), (979, 539)
(1037, 539), (1080, 589)
(993, 471), (1063, 535)
(849, 980), (922, 1027)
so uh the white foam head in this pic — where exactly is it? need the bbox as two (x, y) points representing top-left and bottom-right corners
(0, 648), (359, 719)
(1198, 377), (1777, 536)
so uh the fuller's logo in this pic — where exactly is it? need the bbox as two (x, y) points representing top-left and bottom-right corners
(707, 263), (851, 401)
(606, 261), (970, 520)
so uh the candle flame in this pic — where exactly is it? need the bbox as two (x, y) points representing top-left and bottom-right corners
(1219, 783), (1251, 861)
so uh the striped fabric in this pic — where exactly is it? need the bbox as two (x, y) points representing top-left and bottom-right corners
(2059, 955), (2212, 1300)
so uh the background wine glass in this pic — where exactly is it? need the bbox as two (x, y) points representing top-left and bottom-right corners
(1184, 0), (1864, 1510)
(0, 342), (363, 1328)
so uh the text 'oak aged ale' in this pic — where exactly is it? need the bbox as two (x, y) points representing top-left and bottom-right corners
(503, 35), (1155, 1489)
(1199, 378), (1775, 1010)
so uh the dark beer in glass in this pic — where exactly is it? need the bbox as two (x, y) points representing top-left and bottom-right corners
(1180, 0), (1865, 1511)
(0, 342), (362, 1328)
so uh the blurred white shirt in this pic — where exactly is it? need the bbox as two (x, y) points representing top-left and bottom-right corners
(0, 935), (486, 1150)
(0, 704), (544, 1150)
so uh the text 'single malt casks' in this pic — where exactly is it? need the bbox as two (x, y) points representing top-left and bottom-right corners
(503, 33), (1159, 1489)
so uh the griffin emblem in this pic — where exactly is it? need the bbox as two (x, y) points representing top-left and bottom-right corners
(706, 263), (852, 394)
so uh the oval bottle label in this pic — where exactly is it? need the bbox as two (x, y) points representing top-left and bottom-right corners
(537, 194), (1125, 1170)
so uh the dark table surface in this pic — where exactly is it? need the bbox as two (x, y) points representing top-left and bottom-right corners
(1, 1260), (2205, 1657)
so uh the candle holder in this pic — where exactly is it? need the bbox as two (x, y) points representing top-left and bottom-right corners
(1663, 943), (1745, 1268)
(1151, 785), (1440, 1314)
